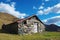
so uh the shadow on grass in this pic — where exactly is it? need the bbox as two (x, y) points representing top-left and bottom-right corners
(0, 29), (18, 35)
(0, 29), (8, 34)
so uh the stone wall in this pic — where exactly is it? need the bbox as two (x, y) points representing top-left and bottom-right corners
(18, 16), (45, 34)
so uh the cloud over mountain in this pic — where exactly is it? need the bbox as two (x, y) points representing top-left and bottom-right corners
(0, 2), (27, 18)
(43, 16), (60, 25)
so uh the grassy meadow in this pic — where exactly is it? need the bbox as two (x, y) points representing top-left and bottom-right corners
(0, 32), (60, 40)
(0, 12), (60, 40)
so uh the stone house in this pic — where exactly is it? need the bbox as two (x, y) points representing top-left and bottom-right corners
(2, 15), (45, 34)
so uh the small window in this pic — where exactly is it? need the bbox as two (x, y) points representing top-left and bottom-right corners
(24, 21), (27, 24)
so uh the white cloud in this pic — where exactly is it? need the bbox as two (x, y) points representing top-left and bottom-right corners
(39, 6), (44, 9)
(37, 3), (60, 15)
(33, 6), (37, 9)
(45, 0), (49, 2)
(42, 3), (44, 5)
(0, 2), (27, 18)
(55, 22), (60, 26)
(55, 3), (60, 7)
(11, 2), (16, 7)
(42, 0), (49, 2)
(37, 10), (43, 15)
(57, 10), (60, 13)
(37, 7), (51, 15)
(43, 16), (60, 25)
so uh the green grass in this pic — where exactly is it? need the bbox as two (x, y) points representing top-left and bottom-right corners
(0, 32), (60, 40)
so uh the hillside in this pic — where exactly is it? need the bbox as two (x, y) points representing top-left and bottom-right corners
(0, 12), (19, 29)
(45, 24), (60, 31)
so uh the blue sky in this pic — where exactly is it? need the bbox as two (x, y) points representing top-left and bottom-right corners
(0, 0), (60, 26)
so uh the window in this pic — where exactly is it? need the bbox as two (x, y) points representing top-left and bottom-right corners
(24, 21), (27, 24)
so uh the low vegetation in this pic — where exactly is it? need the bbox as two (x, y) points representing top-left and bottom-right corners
(0, 32), (60, 40)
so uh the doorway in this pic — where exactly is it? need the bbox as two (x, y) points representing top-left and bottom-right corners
(33, 22), (38, 33)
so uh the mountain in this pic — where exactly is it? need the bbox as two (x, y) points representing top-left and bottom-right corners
(45, 24), (60, 31)
(0, 12), (19, 29)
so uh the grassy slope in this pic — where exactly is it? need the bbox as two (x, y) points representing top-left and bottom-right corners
(0, 32), (60, 40)
(0, 12), (19, 29)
